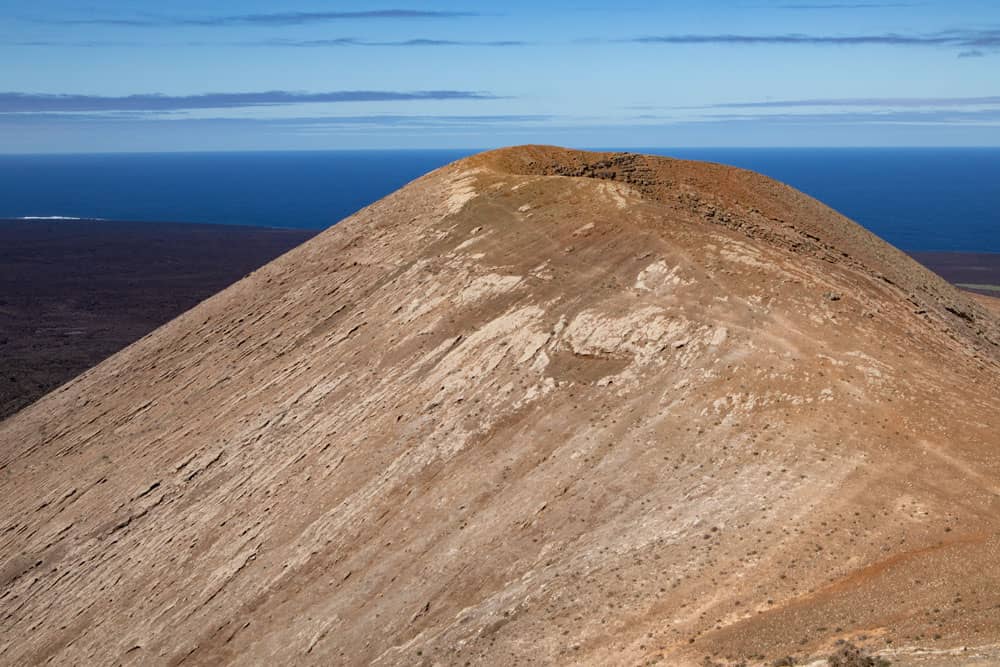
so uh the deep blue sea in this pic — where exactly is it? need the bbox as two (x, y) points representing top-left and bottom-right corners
(1, 148), (998, 252)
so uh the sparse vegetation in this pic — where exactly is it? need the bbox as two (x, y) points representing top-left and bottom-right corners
(826, 641), (891, 667)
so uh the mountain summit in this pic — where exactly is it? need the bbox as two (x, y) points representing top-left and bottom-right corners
(2, 146), (999, 666)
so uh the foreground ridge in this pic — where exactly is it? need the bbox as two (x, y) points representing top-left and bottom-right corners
(1, 146), (998, 666)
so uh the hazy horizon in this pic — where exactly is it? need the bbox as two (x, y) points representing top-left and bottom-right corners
(5, 145), (1000, 157)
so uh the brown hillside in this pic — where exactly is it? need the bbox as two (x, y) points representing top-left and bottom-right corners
(1, 146), (999, 666)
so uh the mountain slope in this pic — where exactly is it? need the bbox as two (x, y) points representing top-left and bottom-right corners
(1, 146), (999, 666)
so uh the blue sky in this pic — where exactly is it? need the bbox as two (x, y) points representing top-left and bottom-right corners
(2, 0), (999, 151)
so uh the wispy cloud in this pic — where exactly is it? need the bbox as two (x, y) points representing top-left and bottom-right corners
(0, 90), (500, 113)
(625, 108), (1000, 128)
(0, 111), (558, 126)
(775, 3), (915, 9)
(281, 114), (551, 127)
(696, 108), (1000, 126)
(6, 107), (998, 134)
(41, 10), (479, 27)
(629, 28), (1000, 48)
(1, 40), (142, 47)
(246, 38), (528, 48)
(2, 37), (529, 49)
(0, 112), (561, 136)
(682, 95), (1000, 109)
(11, 29), (999, 52)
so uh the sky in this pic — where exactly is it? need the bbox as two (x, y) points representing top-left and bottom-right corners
(1, 0), (999, 152)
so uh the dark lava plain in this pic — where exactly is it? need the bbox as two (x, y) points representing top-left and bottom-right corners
(0, 220), (316, 420)
(908, 251), (1000, 296)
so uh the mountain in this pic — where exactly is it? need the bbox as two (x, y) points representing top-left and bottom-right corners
(1, 146), (998, 666)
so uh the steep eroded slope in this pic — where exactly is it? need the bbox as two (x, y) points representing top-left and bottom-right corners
(1, 147), (999, 666)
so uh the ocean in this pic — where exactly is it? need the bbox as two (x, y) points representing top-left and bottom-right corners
(1, 148), (998, 253)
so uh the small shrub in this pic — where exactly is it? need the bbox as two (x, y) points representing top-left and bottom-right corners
(827, 641), (891, 667)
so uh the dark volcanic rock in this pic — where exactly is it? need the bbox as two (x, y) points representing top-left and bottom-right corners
(0, 220), (315, 420)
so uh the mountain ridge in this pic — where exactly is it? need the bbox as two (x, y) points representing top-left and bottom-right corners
(1, 146), (998, 666)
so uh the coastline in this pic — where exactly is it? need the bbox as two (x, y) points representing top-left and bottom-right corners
(0, 216), (317, 232)
(908, 251), (1000, 298)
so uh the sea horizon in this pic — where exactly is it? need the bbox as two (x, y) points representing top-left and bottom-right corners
(3, 147), (999, 253)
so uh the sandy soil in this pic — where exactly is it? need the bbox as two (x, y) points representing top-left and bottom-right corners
(0, 147), (998, 666)
(0, 228), (988, 428)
